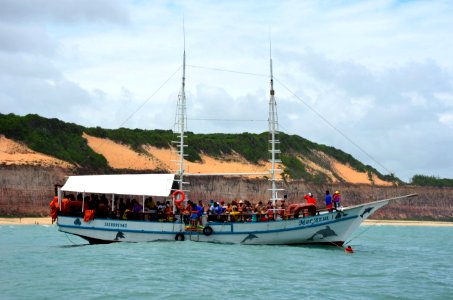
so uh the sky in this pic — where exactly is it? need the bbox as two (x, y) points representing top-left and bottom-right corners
(1, 0), (452, 181)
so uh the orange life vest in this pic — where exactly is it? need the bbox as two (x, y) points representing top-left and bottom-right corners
(84, 209), (95, 222)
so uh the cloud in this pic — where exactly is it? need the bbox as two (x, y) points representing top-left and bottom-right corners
(266, 48), (453, 180)
(0, 0), (129, 24)
(0, 0), (452, 181)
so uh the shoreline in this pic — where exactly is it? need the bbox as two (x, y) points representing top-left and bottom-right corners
(0, 217), (53, 225)
(1, 217), (452, 227)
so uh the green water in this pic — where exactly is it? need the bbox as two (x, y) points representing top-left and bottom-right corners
(0, 224), (452, 299)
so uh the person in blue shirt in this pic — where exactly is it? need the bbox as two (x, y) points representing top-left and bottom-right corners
(325, 190), (333, 212)
(197, 200), (204, 225)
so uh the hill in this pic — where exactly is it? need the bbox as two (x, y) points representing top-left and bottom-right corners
(0, 113), (398, 185)
(1, 113), (452, 220)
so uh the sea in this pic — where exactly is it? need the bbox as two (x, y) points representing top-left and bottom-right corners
(0, 224), (452, 300)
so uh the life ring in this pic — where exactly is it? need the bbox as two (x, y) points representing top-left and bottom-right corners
(172, 190), (185, 203)
(175, 232), (185, 241)
(202, 226), (213, 236)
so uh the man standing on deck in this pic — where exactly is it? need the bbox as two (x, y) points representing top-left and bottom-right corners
(325, 190), (333, 212)
(333, 191), (341, 211)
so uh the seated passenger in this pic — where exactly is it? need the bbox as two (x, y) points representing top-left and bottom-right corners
(122, 207), (131, 220)
(164, 202), (173, 221)
(145, 197), (157, 210)
(230, 205), (240, 222)
(132, 199), (143, 213)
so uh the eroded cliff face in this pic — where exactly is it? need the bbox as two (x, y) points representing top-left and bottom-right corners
(1, 165), (451, 220)
(0, 165), (71, 216)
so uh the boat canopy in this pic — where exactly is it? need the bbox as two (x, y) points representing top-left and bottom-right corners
(60, 174), (175, 197)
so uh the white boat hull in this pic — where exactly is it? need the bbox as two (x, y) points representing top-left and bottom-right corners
(57, 198), (394, 245)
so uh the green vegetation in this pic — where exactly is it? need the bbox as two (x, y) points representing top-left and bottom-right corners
(0, 113), (406, 184)
(281, 154), (329, 184)
(86, 127), (174, 150)
(410, 175), (453, 187)
(0, 113), (108, 171)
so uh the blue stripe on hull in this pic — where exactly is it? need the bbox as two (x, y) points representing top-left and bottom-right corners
(58, 214), (358, 236)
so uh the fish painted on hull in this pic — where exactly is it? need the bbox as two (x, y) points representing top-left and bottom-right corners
(308, 226), (338, 241)
(360, 207), (374, 218)
(114, 231), (125, 241)
(241, 233), (259, 243)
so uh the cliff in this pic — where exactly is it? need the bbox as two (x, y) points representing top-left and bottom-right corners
(1, 165), (452, 221)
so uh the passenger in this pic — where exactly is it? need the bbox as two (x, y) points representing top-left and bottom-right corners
(280, 200), (287, 219)
(260, 204), (268, 221)
(190, 201), (199, 227)
(157, 201), (166, 213)
(122, 207), (131, 220)
(244, 200), (253, 221)
(230, 205), (240, 222)
(304, 193), (317, 206)
(209, 199), (215, 211)
(208, 200), (216, 213)
(213, 202), (222, 221)
(125, 198), (131, 212)
(325, 190), (333, 212)
(238, 200), (244, 213)
(145, 197), (157, 210)
(118, 198), (126, 218)
(252, 207), (259, 222)
(266, 201), (274, 220)
(254, 201), (263, 212)
(225, 202), (232, 214)
(333, 191), (341, 210)
(92, 194), (100, 211)
(49, 196), (59, 224)
(220, 200), (226, 213)
(61, 196), (70, 214)
(164, 201), (173, 221)
(98, 196), (109, 218)
(87, 195), (95, 210)
(132, 199), (143, 213)
(197, 200), (204, 225)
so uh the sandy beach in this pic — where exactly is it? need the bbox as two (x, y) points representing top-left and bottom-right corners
(1, 217), (452, 227)
(0, 217), (53, 225)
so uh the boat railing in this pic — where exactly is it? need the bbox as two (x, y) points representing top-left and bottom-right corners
(58, 206), (321, 224)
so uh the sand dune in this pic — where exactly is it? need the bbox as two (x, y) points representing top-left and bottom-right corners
(0, 135), (72, 168)
(0, 133), (391, 185)
(84, 133), (276, 177)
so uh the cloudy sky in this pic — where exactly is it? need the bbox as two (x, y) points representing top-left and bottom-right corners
(1, 0), (452, 181)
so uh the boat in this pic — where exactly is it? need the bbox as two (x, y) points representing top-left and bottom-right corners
(55, 44), (416, 245)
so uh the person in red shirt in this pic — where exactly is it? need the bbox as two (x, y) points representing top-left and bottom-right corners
(304, 193), (317, 206)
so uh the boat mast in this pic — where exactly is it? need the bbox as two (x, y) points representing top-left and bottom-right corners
(268, 42), (282, 208)
(174, 25), (187, 192)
